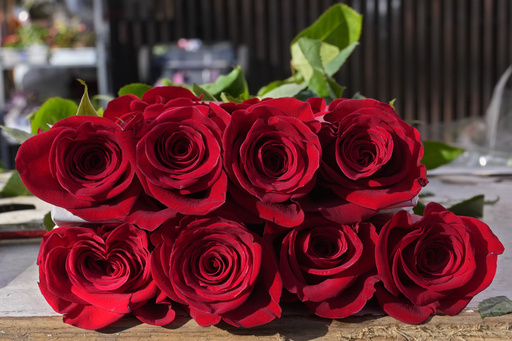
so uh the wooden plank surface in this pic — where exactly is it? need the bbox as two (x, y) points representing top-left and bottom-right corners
(0, 313), (511, 340)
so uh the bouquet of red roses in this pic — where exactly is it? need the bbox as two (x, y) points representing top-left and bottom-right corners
(15, 86), (504, 330)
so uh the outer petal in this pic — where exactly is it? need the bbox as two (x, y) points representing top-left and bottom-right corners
(306, 274), (379, 319)
(374, 283), (437, 324)
(62, 304), (125, 330)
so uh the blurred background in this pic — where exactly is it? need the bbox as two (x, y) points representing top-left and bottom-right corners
(1, 0), (512, 169)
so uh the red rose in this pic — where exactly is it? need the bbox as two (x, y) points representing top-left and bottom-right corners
(319, 98), (427, 212)
(103, 86), (203, 127)
(132, 105), (229, 215)
(37, 223), (175, 330)
(375, 202), (504, 324)
(266, 214), (379, 318)
(151, 216), (282, 327)
(16, 116), (140, 222)
(223, 98), (322, 227)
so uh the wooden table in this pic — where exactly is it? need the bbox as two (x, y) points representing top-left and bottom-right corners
(1, 173), (512, 340)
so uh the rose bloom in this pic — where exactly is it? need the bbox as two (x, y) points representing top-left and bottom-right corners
(223, 97), (322, 227)
(103, 86), (204, 127)
(129, 105), (229, 216)
(16, 116), (140, 222)
(37, 223), (175, 330)
(266, 214), (379, 318)
(318, 98), (427, 213)
(375, 202), (504, 324)
(151, 216), (282, 327)
(102, 86), (230, 229)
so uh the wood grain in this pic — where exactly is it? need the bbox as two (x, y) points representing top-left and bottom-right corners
(0, 313), (511, 341)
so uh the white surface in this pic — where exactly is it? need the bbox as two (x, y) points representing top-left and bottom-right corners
(0, 174), (511, 316)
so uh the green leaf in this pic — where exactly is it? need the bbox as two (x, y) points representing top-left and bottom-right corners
(326, 76), (345, 99)
(43, 211), (55, 231)
(0, 171), (32, 198)
(479, 296), (512, 318)
(220, 92), (244, 103)
(76, 79), (98, 116)
(91, 94), (114, 112)
(30, 97), (78, 134)
(290, 38), (351, 99)
(257, 77), (299, 97)
(448, 195), (485, 219)
(192, 84), (217, 101)
(413, 200), (425, 216)
(389, 98), (396, 109)
(291, 3), (362, 50)
(118, 83), (153, 99)
(260, 82), (307, 99)
(324, 42), (359, 76)
(201, 66), (249, 99)
(421, 140), (465, 170)
(0, 126), (33, 144)
(159, 78), (193, 90)
(292, 38), (324, 81)
(352, 92), (367, 99)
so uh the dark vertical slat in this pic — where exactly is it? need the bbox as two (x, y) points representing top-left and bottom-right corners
(227, 0), (239, 44)
(186, 0), (198, 38)
(455, 0), (468, 120)
(254, 0), (270, 86)
(345, 0), (363, 99)
(174, 0), (184, 39)
(403, 0), (416, 122)
(281, 0), (294, 75)
(213, 0), (226, 39)
(308, 0), (320, 23)
(430, 0), (442, 134)
(496, 0), (508, 78)
(442, 0), (454, 126)
(296, 0), (308, 31)
(241, 0), (254, 87)
(201, 0), (213, 42)
(389, 0), (403, 115)
(362, 0), (377, 98)
(510, 0), (512, 66)
(482, 0), (494, 111)
(159, 0), (172, 42)
(469, 0), (482, 118)
(376, 0), (389, 102)
(416, 0), (428, 128)
(268, 0), (281, 72)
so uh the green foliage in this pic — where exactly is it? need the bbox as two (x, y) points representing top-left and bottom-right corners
(76, 79), (99, 116)
(259, 4), (362, 100)
(447, 195), (487, 219)
(262, 83), (307, 99)
(159, 78), (193, 90)
(0, 126), (33, 144)
(118, 83), (153, 99)
(289, 4), (362, 99)
(414, 194), (498, 219)
(479, 296), (512, 318)
(421, 140), (465, 170)
(0, 171), (32, 198)
(192, 84), (217, 101)
(43, 211), (56, 231)
(291, 4), (362, 48)
(29, 97), (78, 134)
(200, 66), (249, 100)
